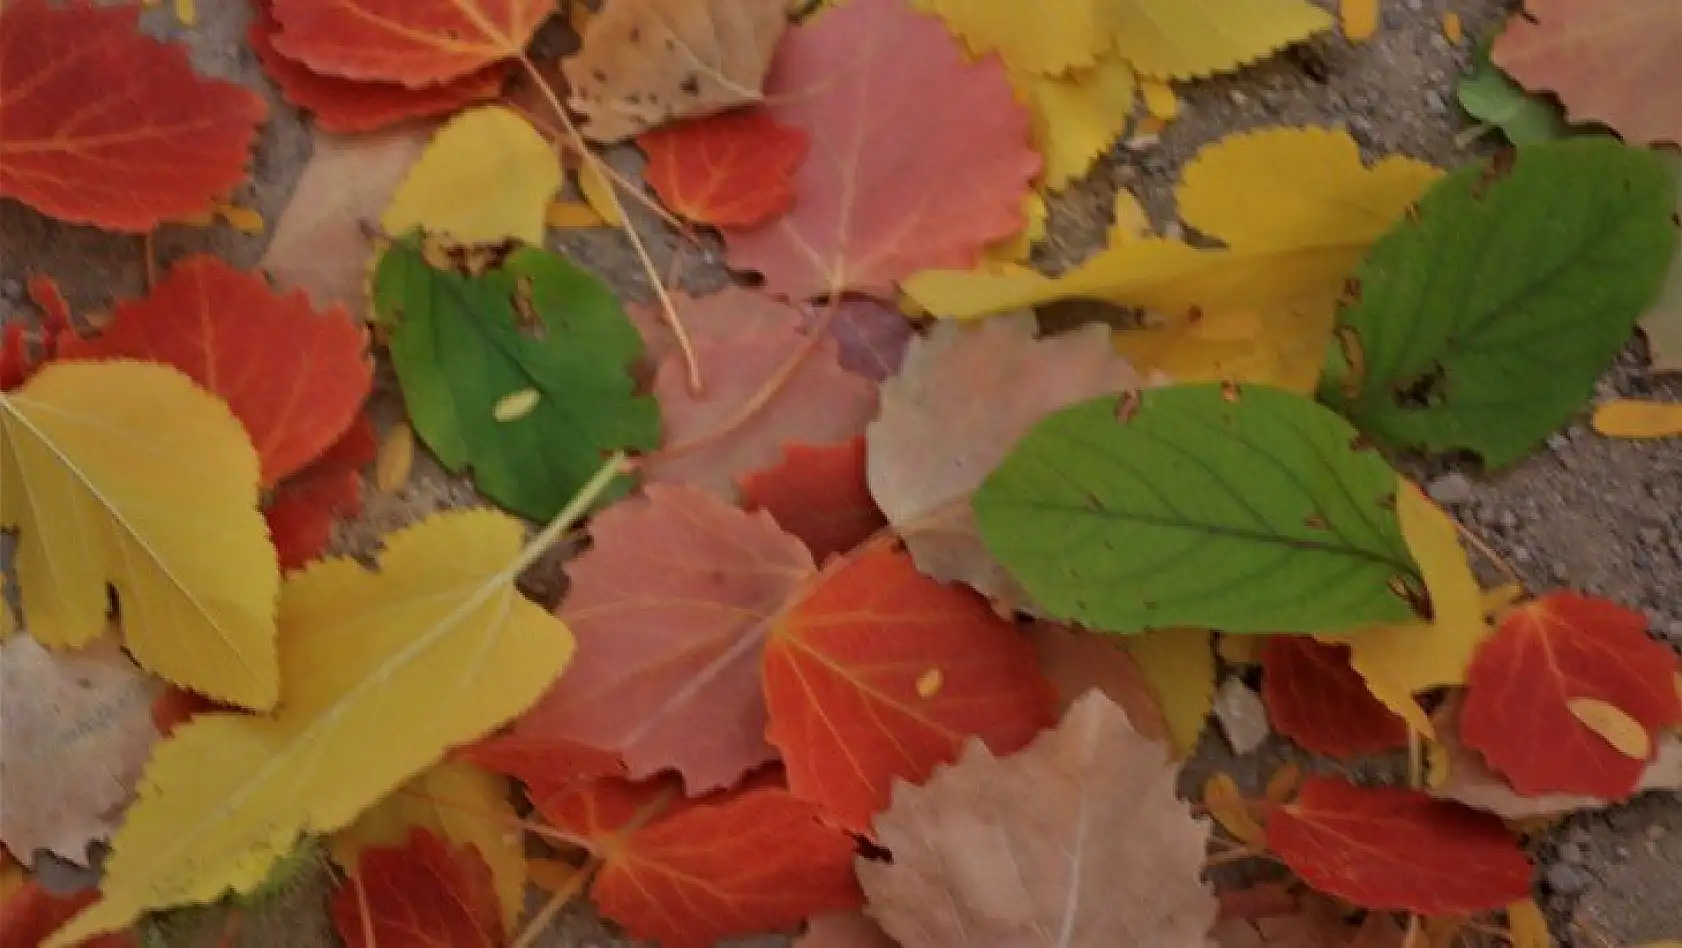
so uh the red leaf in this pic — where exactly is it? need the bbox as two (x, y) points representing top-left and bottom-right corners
(265, 415), (377, 571)
(764, 548), (1056, 832)
(541, 778), (862, 948)
(0, 277), (72, 391)
(1261, 637), (1408, 758)
(250, 2), (509, 134)
(740, 437), (886, 562)
(149, 687), (222, 739)
(58, 255), (373, 486)
(507, 485), (815, 792)
(329, 828), (503, 948)
(1460, 591), (1682, 798)
(270, 0), (553, 87)
(640, 110), (809, 228)
(0, 882), (133, 948)
(1266, 776), (1533, 914)
(723, 0), (1038, 298)
(454, 733), (625, 801)
(0, 0), (264, 232)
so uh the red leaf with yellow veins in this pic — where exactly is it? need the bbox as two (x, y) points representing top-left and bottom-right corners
(1261, 637), (1408, 758)
(723, 0), (1039, 298)
(1460, 591), (1682, 798)
(329, 828), (503, 948)
(264, 416), (377, 572)
(1267, 776), (1533, 915)
(58, 255), (373, 487)
(270, 0), (553, 87)
(740, 437), (886, 562)
(0, 0), (265, 232)
(642, 110), (809, 228)
(764, 548), (1056, 832)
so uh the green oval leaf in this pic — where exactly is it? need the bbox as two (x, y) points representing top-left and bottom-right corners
(373, 236), (660, 519)
(973, 384), (1423, 636)
(1318, 138), (1679, 468)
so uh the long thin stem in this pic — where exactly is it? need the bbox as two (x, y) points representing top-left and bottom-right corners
(510, 855), (598, 948)
(1451, 518), (1523, 589)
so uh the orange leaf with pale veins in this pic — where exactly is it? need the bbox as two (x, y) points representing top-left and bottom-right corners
(641, 110), (809, 228)
(764, 547), (1056, 832)
(0, 0), (265, 232)
(329, 828), (503, 948)
(740, 437), (886, 562)
(270, 0), (553, 87)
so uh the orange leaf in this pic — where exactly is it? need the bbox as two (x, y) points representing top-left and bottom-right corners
(723, 0), (1039, 297)
(1267, 776), (1533, 914)
(641, 109), (809, 228)
(270, 0), (552, 87)
(0, 0), (264, 232)
(1261, 637), (1408, 758)
(249, 2), (508, 134)
(541, 777), (861, 948)
(264, 415), (377, 571)
(765, 548), (1056, 832)
(454, 733), (624, 801)
(740, 437), (886, 562)
(329, 828), (503, 948)
(1460, 591), (1682, 797)
(58, 255), (373, 486)
(0, 881), (133, 948)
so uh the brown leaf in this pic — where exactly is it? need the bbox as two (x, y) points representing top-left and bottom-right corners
(859, 692), (1214, 947)
(1026, 622), (1169, 743)
(563, 0), (788, 142)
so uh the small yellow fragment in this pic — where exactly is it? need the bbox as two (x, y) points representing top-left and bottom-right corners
(216, 202), (265, 235)
(375, 422), (414, 494)
(1423, 738), (1450, 789)
(1592, 399), (1682, 439)
(173, 0), (196, 26)
(1132, 114), (1168, 138)
(916, 668), (943, 698)
(577, 163), (624, 228)
(1566, 697), (1652, 759)
(546, 199), (605, 230)
(492, 388), (542, 423)
(527, 856), (578, 893)
(1140, 77), (1179, 121)
(1202, 773), (1265, 846)
(1505, 899), (1550, 948)
(1442, 12), (1463, 44)
(1341, 0), (1379, 41)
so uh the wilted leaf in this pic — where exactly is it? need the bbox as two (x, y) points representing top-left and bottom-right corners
(373, 238), (659, 520)
(381, 107), (562, 247)
(861, 693), (1215, 946)
(1262, 637), (1408, 758)
(740, 438), (886, 562)
(329, 829), (502, 948)
(723, 0), (1039, 298)
(265, 416), (377, 572)
(1108, 0), (1331, 80)
(508, 485), (813, 792)
(0, 362), (278, 709)
(974, 384), (1423, 635)
(1319, 138), (1679, 467)
(1457, 35), (1573, 146)
(0, 0), (265, 231)
(270, 0), (552, 87)
(1267, 776), (1533, 914)
(764, 547), (1055, 832)
(43, 510), (574, 946)
(1593, 399), (1682, 439)
(1460, 592), (1682, 798)
(640, 109), (809, 227)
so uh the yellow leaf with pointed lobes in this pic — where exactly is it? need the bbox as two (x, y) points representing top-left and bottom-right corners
(1010, 56), (1137, 191)
(1505, 899), (1550, 948)
(382, 107), (561, 247)
(923, 0), (1106, 75)
(1109, 0), (1332, 80)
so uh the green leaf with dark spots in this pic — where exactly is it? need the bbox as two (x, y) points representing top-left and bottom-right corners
(973, 384), (1422, 636)
(1318, 138), (1679, 468)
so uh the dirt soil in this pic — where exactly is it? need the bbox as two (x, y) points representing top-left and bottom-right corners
(1, 0), (1677, 945)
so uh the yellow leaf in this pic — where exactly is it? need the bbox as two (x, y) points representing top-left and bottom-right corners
(0, 362), (278, 709)
(375, 422), (414, 494)
(1217, 633), (1261, 667)
(1122, 627), (1214, 756)
(545, 199), (605, 230)
(1592, 399), (1682, 439)
(1321, 483), (1488, 738)
(1567, 697), (1652, 759)
(1505, 899), (1550, 948)
(43, 509), (577, 947)
(906, 128), (1440, 322)
(381, 106), (561, 247)
(1140, 76), (1179, 120)
(1108, 0), (1332, 80)
(925, 0), (1107, 75)
(329, 761), (527, 931)
(984, 191), (1049, 264)
(1011, 56), (1137, 191)
(1202, 774), (1265, 846)
(1113, 297), (1335, 393)
(1340, 0), (1378, 41)
(577, 162), (624, 228)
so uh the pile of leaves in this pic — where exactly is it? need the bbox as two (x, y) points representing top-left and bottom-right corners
(1, 0), (1680, 946)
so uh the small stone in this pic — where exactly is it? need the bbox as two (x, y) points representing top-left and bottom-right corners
(1500, 511), (1520, 529)
(1212, 676), (1270, 756)
(1551, 562), (1570, 581)
(1228, 89), (1248, 105)
(1546, 863), (1591, 894)
(1424, 90), (1447, 114)
(1514, 546), (1535, 564)
(1557, 842), (1586, 864)
(1547, 434), (1571, 453)
(1639, 526), (1665, 546)
(1646, 824), (1668, 842)
(1427, 473), (1475, 505)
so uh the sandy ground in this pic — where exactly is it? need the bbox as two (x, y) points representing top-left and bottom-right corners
(0, 0), (1677, 944)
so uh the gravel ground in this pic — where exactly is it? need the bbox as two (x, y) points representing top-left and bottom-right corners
(0, 0), (1676, 944)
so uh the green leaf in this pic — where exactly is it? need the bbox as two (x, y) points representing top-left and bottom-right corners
(972, 384), (1423, 636)
(1318, 138), (1679, 468)
(1638, 153), (1682, 375)
(373, 237), (659, 519)
(1457, 37), (1573, 146)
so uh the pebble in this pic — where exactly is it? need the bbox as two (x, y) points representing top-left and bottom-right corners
(1427, 473), (1475, 505)
(1558, 842), (1586, 864)
(1212, 677), (1270, 756)
(1647, 825), (1668, 842)
(1547, 863), (1592, 894)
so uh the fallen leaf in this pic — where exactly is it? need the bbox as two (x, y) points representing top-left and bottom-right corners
(867, 315), (1145, 605)
(1124, 627), (1216, 755)
(381, 106), (562, 247)
(266, 416), (377, 572)
(1007, 56), (1139, 190)
(43, 509), (574, 946)
(329, 828), (503, 948)
(1593, 399), (1682, 438)
(1506, 899), (1550, 948)
(576, 162), (624, 228)
(1460, 591), (1682, 798)
(374, 421), (414, 493)
(860, 693), (1215, 946)
(1638, 153), (1682, 373)
(454, 733), (624, 802)
(542, 778), (861, 947)
(1211, 900), (1405, 948)
(1108, 0), (1332, 80)
(0, 882), (132, 948)
(1493, 0), (1680, 145)
(1267, 776), (1533, 914)
(0, 362), (279, 709)
(1566, 697), (1653, 759)
(1203, 774), (1267, 848)
(545, 198), (605, 229)
(797, 912), (896, 948)
(564, 0), (788, 143)
(1262, 638), (1409, 758)
(507, 484), (813, 792)
(270, 0), (552, 87)
(1027, 623), (1169, 742)
(0, 0), (265, 231)
(640, 109), (809, 227)
(764, 547), (1055, 832)
(723, 0), (1040, 298)
(0, 634), (161, 864)
(58, 255), (372, 487)
(921, 0), (1107, 75)
(740, 438), (886, 562)
(1457, 34), (1573, 146)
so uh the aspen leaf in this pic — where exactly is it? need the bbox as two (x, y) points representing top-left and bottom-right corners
(1122, 627), (1215, 756)
(640, 109), (809, 228)
(270, 0), (552, 87)
(329, 829), (503, 948)
(922, 0), (1107, 75)
(739, 437), (887, 562)
(1592, 399), (1682, 439)
(43, 509), (576, 946)
(1261, 637), (1408, 758)
(381, 107), (562, 247)
(1107, 0), (1332, 80)
(0, 362), (279, 709)
(1027, 623), (1169, 742)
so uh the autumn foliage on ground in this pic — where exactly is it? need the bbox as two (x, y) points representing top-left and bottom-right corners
(1, 0), (1680, 947)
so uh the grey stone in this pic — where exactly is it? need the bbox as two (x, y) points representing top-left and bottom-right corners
(1547, 863), (1592, 894)
(1427, 473), (1476, 505)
